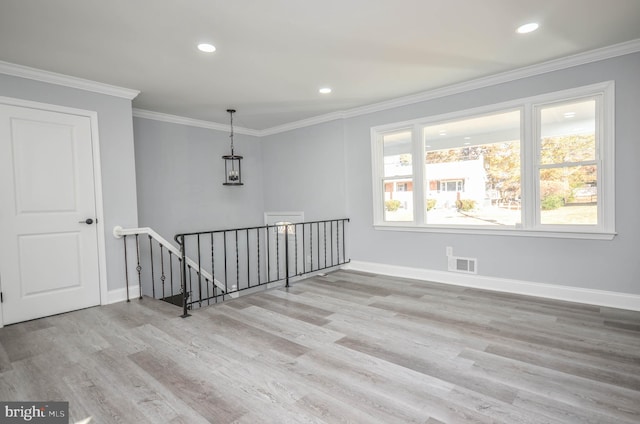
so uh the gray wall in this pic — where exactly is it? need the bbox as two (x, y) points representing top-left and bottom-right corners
(0, 73), (138, 292)
(5, 51), (635, 297)
(262, 52), (640, 295)
(133, 117), (264, 240)
(261, 119), (347, 220)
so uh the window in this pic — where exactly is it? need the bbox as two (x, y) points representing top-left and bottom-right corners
(537, 99), (598, 225)
(371, 82), (615, 239)
(381, 130), (413, 222)
(425, 110), (521, 226)
(439, 180), (464, 192)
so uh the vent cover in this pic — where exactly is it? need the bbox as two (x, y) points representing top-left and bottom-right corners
(448, 256), (478, 274)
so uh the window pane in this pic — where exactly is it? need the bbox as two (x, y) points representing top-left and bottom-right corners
(424, 111), (521, 226)
(383, 179), (413, 222)
(383, 131), (412, 177)
(540, 99), (596, 165)
(540, 165), (597, 225)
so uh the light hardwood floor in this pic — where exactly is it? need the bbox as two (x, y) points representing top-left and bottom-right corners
(1, 270), (639, 423)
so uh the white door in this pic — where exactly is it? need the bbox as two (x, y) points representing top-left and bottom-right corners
(0, 104), (101, 325)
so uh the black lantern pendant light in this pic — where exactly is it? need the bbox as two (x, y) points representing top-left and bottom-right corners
(222, 109), (243, 186)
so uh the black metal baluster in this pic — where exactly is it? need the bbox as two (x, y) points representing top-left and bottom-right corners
(235, 230), (240, 292)
(149, 235), (155, 299)
(330, 221), (334, 267)
(310, 223), (314, 271)
(123, 235), (130, 302)
(135, 234), (142, 299)
(210, 233), (218, 302)
(256, 228), (261, 286)
(205, 261), (210, 306)
(317, 222), (321, 270)
(178, 235), (189, 317)
(169, 251), (174, 298)
(285, 225), (290, 288)
(266, 226), (270, 283)
(336, 221), (340, 265)
(246, 230), (250, 288)
(294, 224), (298, 276)
(197, 234), (202, 307)
(223, 231), (228, 301)
(188, 265), (192, 308)
(343, 219), (347, 264)
(302, 223), (306, 275)
(276, 225), (280, 281)
(323, 221), (327, 269)
(160, 246), (166, 300)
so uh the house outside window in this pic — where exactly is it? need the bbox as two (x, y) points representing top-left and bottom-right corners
(371, 82), (615, 239)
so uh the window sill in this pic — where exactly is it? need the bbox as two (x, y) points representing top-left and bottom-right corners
(373, 224), (616, 240)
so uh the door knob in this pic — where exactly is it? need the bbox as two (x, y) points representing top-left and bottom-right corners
(79, 218), (94, 225)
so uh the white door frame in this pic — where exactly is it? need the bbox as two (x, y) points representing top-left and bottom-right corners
(0, 96), (108, 328)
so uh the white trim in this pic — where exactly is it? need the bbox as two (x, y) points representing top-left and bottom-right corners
(345, 260), (640, 312)
(259, 112), (344, 136)
(373, 224), (616, 240)
(0, 60), (140, 100)
(88, 110), (110, 307)
(114, 225), (180, 256)
(112, 226), (232, 296)
(0, 96), (109, 324)
(133, 109), (261, 137)
(263, 211), (305, 225)
(106, 285), (141, 304)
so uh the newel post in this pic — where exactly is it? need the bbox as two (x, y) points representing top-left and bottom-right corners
(178, 235), (190, 318)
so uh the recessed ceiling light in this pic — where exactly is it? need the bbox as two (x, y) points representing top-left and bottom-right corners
(464, 136), (471, 140)
(516, 23), (539, 34)
(464, 142), (471, 145)
(563, 112), (576, 118)
(197, 43), (216, 53)
(319, 87), (332, 94)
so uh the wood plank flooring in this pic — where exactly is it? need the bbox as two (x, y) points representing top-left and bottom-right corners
(1, 270), (639, 423)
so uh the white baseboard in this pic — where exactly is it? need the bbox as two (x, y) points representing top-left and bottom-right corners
(105, 285), (141, 304)
(345, 260), (640, 312)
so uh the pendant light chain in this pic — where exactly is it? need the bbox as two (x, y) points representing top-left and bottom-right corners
(229, 109), (235, 155)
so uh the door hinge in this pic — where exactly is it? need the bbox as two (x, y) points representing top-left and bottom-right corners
(1, 292), (3, 303)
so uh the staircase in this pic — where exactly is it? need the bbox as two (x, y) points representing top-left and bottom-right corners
(115, 218), (350, 316)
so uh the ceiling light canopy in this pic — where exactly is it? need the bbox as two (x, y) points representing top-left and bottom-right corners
(197, 43), (216, 53)
(516, 23), (539, 34)
(319, 87), (332, 94)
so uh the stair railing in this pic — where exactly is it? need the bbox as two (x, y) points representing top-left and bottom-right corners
(175, 218), (350, 317)
(113, 226), (229, 305)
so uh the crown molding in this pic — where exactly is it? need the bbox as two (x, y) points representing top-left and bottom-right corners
(259, 111), (345, 137)
(0, 60), (140, 100)
(261, 38), (640, 135)
(132, 109), (260, 137)
(20, 38), (633, 136)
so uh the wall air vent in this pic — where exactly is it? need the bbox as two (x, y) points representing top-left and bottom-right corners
(448, 256), (478, 274)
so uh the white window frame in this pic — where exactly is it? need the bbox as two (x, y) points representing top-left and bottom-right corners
(371, 81), (615, 240)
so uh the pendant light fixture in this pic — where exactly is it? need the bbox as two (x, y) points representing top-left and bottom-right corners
(222, 108), (243, 186)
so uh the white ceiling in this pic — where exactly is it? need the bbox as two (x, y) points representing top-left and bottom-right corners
(1, 0), (639, 131)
